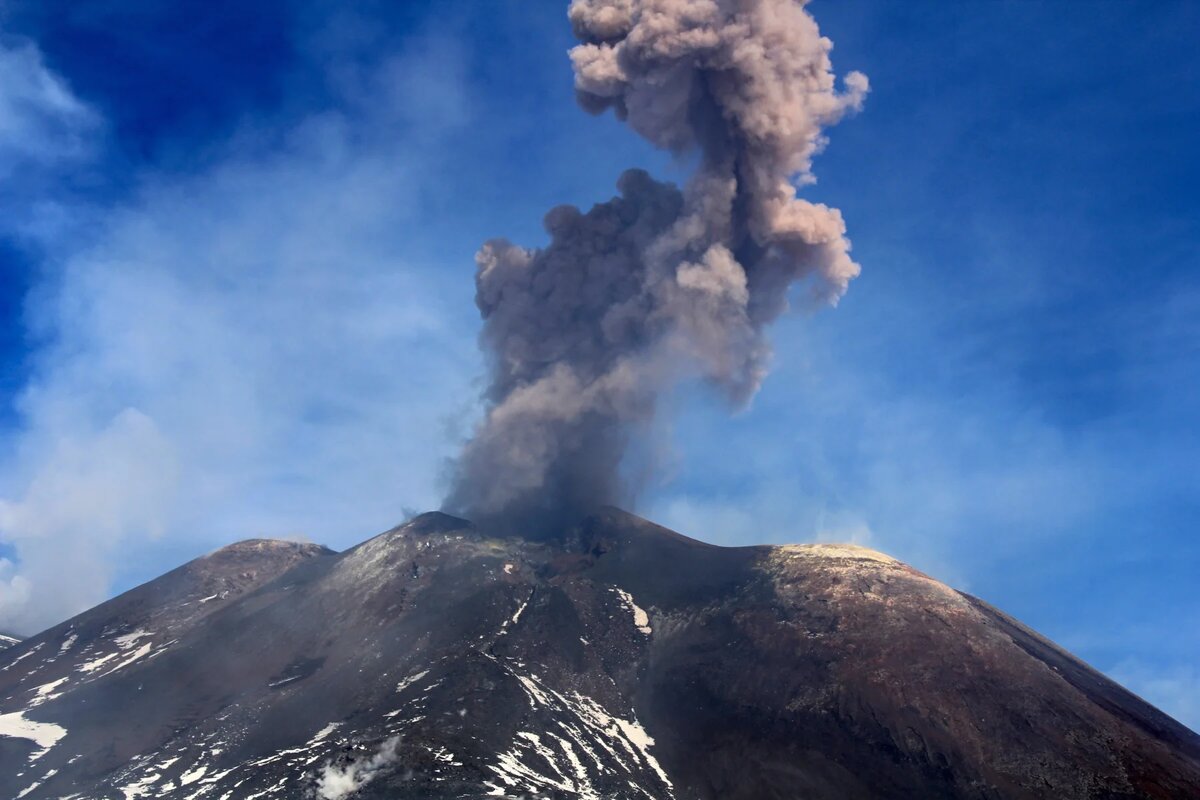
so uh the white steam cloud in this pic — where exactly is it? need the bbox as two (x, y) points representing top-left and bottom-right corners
(315, 736), (402, 800)
(446, 0), (867, 532)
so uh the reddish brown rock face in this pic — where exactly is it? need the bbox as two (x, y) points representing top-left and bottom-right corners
(1, 509), (1197, 799)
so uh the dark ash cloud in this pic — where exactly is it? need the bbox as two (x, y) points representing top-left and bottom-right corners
(445, 0), (867, 534)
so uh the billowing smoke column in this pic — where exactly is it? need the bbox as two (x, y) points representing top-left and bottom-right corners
(445, 0), (867, 534)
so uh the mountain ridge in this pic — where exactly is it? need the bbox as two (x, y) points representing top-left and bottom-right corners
(1, 509), (1197, 799)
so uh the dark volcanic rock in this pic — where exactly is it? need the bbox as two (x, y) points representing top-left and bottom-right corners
(0, 632), (21, 652)
(0, 509), (1197, 799)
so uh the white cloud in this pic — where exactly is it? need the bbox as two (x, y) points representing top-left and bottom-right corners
(0, 408), (179, 631)
(0, 33), (481, 634)
(0, 558), (32, 623)
(654, 491), (874, 548)
(814, 516), (874, 547)
(0, 38), (99, 175)
(652, 496), (758, 547)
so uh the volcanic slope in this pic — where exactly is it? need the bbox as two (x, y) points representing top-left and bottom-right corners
(0, 509), (1197, 799)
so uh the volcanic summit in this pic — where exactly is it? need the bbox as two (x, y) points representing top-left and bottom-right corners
(1, 509), (1197, 799)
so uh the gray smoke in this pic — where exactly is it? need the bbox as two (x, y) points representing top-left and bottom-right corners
(445, 0), (867, 534)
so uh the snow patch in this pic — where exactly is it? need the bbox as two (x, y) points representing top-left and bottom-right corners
(179, 765), (208, 786)
(114, 629), (153, 649)
(0, 710), (68, 759)
(511, 596), (529, 625)
(78, 650), (121, 674)
(267, 674), (302, 689)
(119, 772), (161, 799)
(75, 630), (162, 679)
(0, 642), (44, 672)
(96, 642), (154, 677)
(395, 670), (429, 693)
(27, 677), (69, 707)
(612, 588), (652, 635)
(486, 659), (673, 799)
(16, 768), (57, 799)
(498, 590), (535, 637)
(308, 722), (340, 745)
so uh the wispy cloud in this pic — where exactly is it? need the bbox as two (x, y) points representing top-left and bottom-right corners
(0, 38), (99, 175)
(0, 28), (480, 633)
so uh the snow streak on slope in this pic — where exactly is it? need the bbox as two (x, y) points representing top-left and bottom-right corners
(0, 624), (180, 784)
(482, 654), (674, 799)
(611, 588), (652, 635)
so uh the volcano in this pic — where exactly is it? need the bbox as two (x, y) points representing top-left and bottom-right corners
(0, 509), (1197, 799)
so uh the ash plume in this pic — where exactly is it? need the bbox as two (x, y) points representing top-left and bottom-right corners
(445, 0), (867, 534)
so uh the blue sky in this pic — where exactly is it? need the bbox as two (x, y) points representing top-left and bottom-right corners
(0, 1), (1196, 729)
